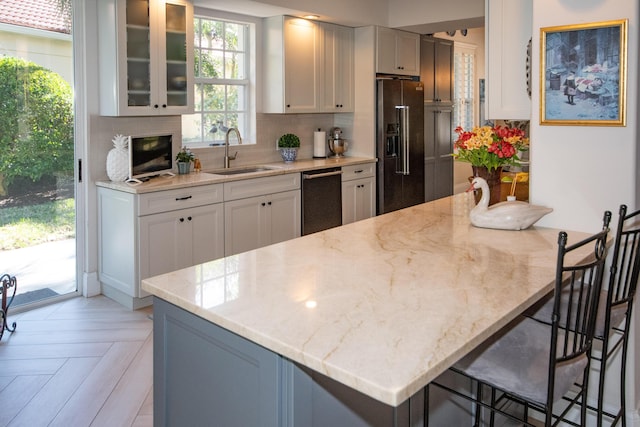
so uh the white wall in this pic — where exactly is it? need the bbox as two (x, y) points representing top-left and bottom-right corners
(0, 24), (73, 85)
(531, 0), (639, 421)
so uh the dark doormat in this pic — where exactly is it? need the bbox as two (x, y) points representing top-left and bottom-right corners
(12, 288), (59, 307)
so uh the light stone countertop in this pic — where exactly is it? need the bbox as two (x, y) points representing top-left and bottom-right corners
(96, 156), (375, 194)
(142, 193), (596, 407)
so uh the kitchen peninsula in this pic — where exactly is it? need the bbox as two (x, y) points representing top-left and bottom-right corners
(142, 194), (596, 426)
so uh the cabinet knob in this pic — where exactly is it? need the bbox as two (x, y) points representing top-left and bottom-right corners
(179, 218), (184, 222)
(154, 104), (159, 109)
(261, 202), (266, 207)
(286, 104), (291, 108)
(162, 104), (167, 108)
(187, 216), (192, 221)
(267, 201), (272, 206)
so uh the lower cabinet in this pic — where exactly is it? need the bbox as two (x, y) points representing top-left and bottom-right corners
(224, 189), (301, 256)
(424, 106), (453, 202)
(139, 203), (224, 296)
(223, 173), (301, 256)
(98, 184), (224, 309)
(342, 163), (376, 225)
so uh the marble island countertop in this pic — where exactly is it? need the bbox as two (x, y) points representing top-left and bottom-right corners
(142, 193), (595, 407)
(96, 156), (375, 194)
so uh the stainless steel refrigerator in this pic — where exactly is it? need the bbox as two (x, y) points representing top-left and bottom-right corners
(376, 78), (425, 215)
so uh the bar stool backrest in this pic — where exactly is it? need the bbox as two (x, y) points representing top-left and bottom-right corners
(547, 211), (611, 408)
(607, 204), (640, 319)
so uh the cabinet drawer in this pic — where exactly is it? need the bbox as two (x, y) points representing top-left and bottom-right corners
(342, 163), (375, 181)
(224, 173), (301, 201)
(138, 184), (223, 216)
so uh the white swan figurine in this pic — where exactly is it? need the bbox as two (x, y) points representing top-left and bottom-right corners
(468, 177), (553, 230)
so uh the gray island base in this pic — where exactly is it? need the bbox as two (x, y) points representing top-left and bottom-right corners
(153, 297), (432, 426)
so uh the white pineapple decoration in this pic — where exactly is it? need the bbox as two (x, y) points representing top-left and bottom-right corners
(106, 134), (129, 182)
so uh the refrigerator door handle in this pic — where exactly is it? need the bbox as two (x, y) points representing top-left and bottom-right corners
(396, 106), (410, 175)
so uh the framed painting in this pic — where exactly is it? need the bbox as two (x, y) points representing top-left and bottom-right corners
(540, 19), (627, 126)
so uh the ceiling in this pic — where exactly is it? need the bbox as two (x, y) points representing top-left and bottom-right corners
(192, 0), (484, 33)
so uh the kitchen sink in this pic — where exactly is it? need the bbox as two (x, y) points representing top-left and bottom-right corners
(211, 166), (280, 175)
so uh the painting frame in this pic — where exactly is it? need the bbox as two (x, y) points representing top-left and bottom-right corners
(540, 19), (627, 126)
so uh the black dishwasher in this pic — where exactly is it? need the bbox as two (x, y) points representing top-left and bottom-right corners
(302, 167), (342, 235)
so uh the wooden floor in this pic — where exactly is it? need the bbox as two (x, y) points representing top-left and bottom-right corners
(0, 295), (153, 427)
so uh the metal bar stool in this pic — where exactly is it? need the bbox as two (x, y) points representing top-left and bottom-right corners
(526, 205), (640, 425)
(1, 273), (18, 341)
(428, 211), (611, 426)
(593, 204), (640, 426)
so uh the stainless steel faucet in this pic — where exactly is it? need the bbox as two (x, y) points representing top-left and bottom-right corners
(224, 127), (242, 168)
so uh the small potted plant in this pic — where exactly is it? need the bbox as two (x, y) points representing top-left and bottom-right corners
(278, 133), (300, 163)
(175, 146), (195, 174)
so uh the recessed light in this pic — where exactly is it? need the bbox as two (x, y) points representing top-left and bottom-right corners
(304, 15), (320, 20)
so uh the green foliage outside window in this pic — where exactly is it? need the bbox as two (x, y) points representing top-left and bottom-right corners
(0, 57), (74, 195)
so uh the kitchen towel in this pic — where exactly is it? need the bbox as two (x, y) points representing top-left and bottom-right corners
(313, 130), (326, 158)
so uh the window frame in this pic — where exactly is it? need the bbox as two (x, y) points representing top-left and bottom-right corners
(183, 9), (258, 148)
(452, 42), (477, 131)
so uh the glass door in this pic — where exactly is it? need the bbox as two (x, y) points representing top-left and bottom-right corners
(126, 0), (152, 108)
(0, 1), (76, 308)
(165, 2), (188, 107)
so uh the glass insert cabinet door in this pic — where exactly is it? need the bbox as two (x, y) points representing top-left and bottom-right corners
(124, 0), (192, 111)
(164, 2), (188, 107)
(126, 0), (151, 108)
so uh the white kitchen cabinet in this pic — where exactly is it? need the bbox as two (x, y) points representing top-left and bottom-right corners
(376, 27), (420, 76)
(98, 183), (223, 308)
(224, 174), (301, 256)
(321, 22), (354, 112)
(139, 203), (224, 295)
(262, 16), (354, 113)
(341, 163), (375, 224)
(98, 0), (194, 116)
(485, 0), (532, 120)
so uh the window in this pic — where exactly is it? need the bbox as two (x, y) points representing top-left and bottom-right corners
(182, 15), (254, 147)
(453, 45), (476, 132)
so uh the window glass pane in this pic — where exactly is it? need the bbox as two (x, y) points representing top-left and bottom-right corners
(203, 84), (225, 110)
(225, 52), (245, 79)
(194, 83), (203, 111)
(182, 113), (203, 143)
(199, 50), (223, 78)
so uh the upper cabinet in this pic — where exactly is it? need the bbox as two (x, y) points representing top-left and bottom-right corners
(321, 22), (354, 112)
(420, 36), (453, 105)
(485, 0), (532, 120)
(376, 27), (420, 76)
(263, 16), (354, 114)
(98, 0), (194, 116)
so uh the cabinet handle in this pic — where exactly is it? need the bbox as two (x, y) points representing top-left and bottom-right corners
(354, 169), (363, 174)
(175, 196), (192, 201)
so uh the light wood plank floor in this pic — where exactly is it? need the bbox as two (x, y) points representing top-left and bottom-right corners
(0, 296), (153, 427)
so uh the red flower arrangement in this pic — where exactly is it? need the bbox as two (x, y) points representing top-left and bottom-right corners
(453, 126), (529, 171)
